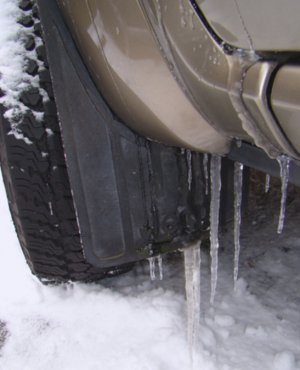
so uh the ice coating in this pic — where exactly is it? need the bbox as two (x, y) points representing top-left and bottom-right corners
(148, 257), (156, 280)
(203, 153), (209, 195)
(157, 255), (163, 280)
(233, 162), (244, 288)
(148, 256), (163, 280)
(209, 155), (222, 304)
(186, 149), (192, 191)
(184, 242), (201, 360)
(265, 174), (270, 193)
(277, 155), (290, 234)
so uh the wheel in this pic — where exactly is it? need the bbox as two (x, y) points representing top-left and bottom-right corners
(0, 1), (118, 283)
(1, 1), (249, 284)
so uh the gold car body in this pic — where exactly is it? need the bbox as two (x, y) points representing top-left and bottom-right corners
(57, 0), (300, 159)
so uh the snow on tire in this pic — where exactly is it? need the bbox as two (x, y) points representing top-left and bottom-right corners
(0, 0), (111, 283)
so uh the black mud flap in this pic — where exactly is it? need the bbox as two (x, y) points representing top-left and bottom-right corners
(37, 0), (209, 269)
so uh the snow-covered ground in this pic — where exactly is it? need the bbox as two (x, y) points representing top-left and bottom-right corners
(0, 170), (300, 370)
(0, 1), (300, 369)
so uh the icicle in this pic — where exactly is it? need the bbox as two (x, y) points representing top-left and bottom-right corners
(148, 257), (156, 280)
(265, 174), (270, 193)
(186, 149), (192, 191)
(157, 255), (163, 280)
(236, 139), (242, 148)
(277, 155), (290, 234)
(203, 153), (209, 195)
(233, 162), (244, 288)
(209, 155), (222, 304)
(184, 242), (201, 360)
(148, 256), (163, 280)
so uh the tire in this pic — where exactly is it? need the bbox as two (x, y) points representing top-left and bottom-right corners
(0, 1), (118, 283)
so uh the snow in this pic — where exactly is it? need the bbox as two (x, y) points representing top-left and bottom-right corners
(1, 165), (300, 370)
(0, 0), (25, 111)
(0, 1), (300, 369)
(273, 352), (296, 370)
(0, 0), (41, 143)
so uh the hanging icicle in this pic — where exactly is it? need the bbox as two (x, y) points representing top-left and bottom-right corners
(236, 139), (242, 148)
(203, 153), (209, 195)
(157, 255), (163, 280)
(186, 149), (193, 191)
(148, 255), (164, 281)
(265, 174), (270, 193)
(233, 162), (244, 288)
(184, 242), (201, 360)
(277, 155), (290, 234)
(148, 257), (156, 280)
(209, 155), (222, 304)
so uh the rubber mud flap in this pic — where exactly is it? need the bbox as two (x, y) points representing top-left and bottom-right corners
(37, 0), (209, 268)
